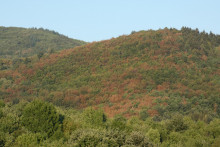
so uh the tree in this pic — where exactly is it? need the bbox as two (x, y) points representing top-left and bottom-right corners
(24, 57), (31, 64)
(212, 136), (220, 147)
(146, 128), (160, 145)
(14, 133), (43, 147)
(0, 132), (5, 147)
(166, 114), (188, 132)
(37, 52), (44, 59)
(0, 114), (19, 134)
(207, 119), (220, 139)
(0, 109), (3, 119)
(82, 107), (107, 128)
(21, 100), (61, 137)
(139, 109), (149, 121)
(0, 100), (5, 108)
(111, 115), (127, 131)
(125, 131), (152, 146)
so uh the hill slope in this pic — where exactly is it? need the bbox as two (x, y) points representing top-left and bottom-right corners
(1, 27), (220, 119)
(0, 26), (86, 58)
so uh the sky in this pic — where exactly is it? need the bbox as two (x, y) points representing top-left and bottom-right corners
(1, 0), (220, 42)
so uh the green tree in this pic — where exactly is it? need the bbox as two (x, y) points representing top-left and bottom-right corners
(110, 115), (128, 131)
(82, 107), (107, 128)
(166, 114), (188, 132)
(14, 132), (44, 147)
(146, 128), (160, 145)
(0, 100), (5, 108)
(166, 132), (183, 145)
(139, 108), (149, 121)
(21, 100), (61, 137)
(0, 109), (3, 119)
(37, 52), (44, 59)
(68, 129), (104, 147)
(208, 119), (220, 139)
(212, 136), (220, 147)
(0, 132), (6, 147)
(0, 114), (19, 134)
(125, 131), (152, 146)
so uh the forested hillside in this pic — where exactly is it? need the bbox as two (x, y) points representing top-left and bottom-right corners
(0, 27), (220, 146)
(0, 27), (220, 121)
(0, 27), (86, 58)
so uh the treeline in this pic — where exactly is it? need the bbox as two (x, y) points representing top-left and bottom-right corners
(0, 100), (220, 147)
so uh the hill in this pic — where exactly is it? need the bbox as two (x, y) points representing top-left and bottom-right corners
(0, 27), (220, 120)
(0, 26), (86, 58)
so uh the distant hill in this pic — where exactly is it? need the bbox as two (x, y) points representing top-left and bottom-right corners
(1, 27), (220, 119)
(0, 26), (86, 58)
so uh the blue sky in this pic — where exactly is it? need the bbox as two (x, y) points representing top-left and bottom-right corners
(1, 0), (220, 42)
